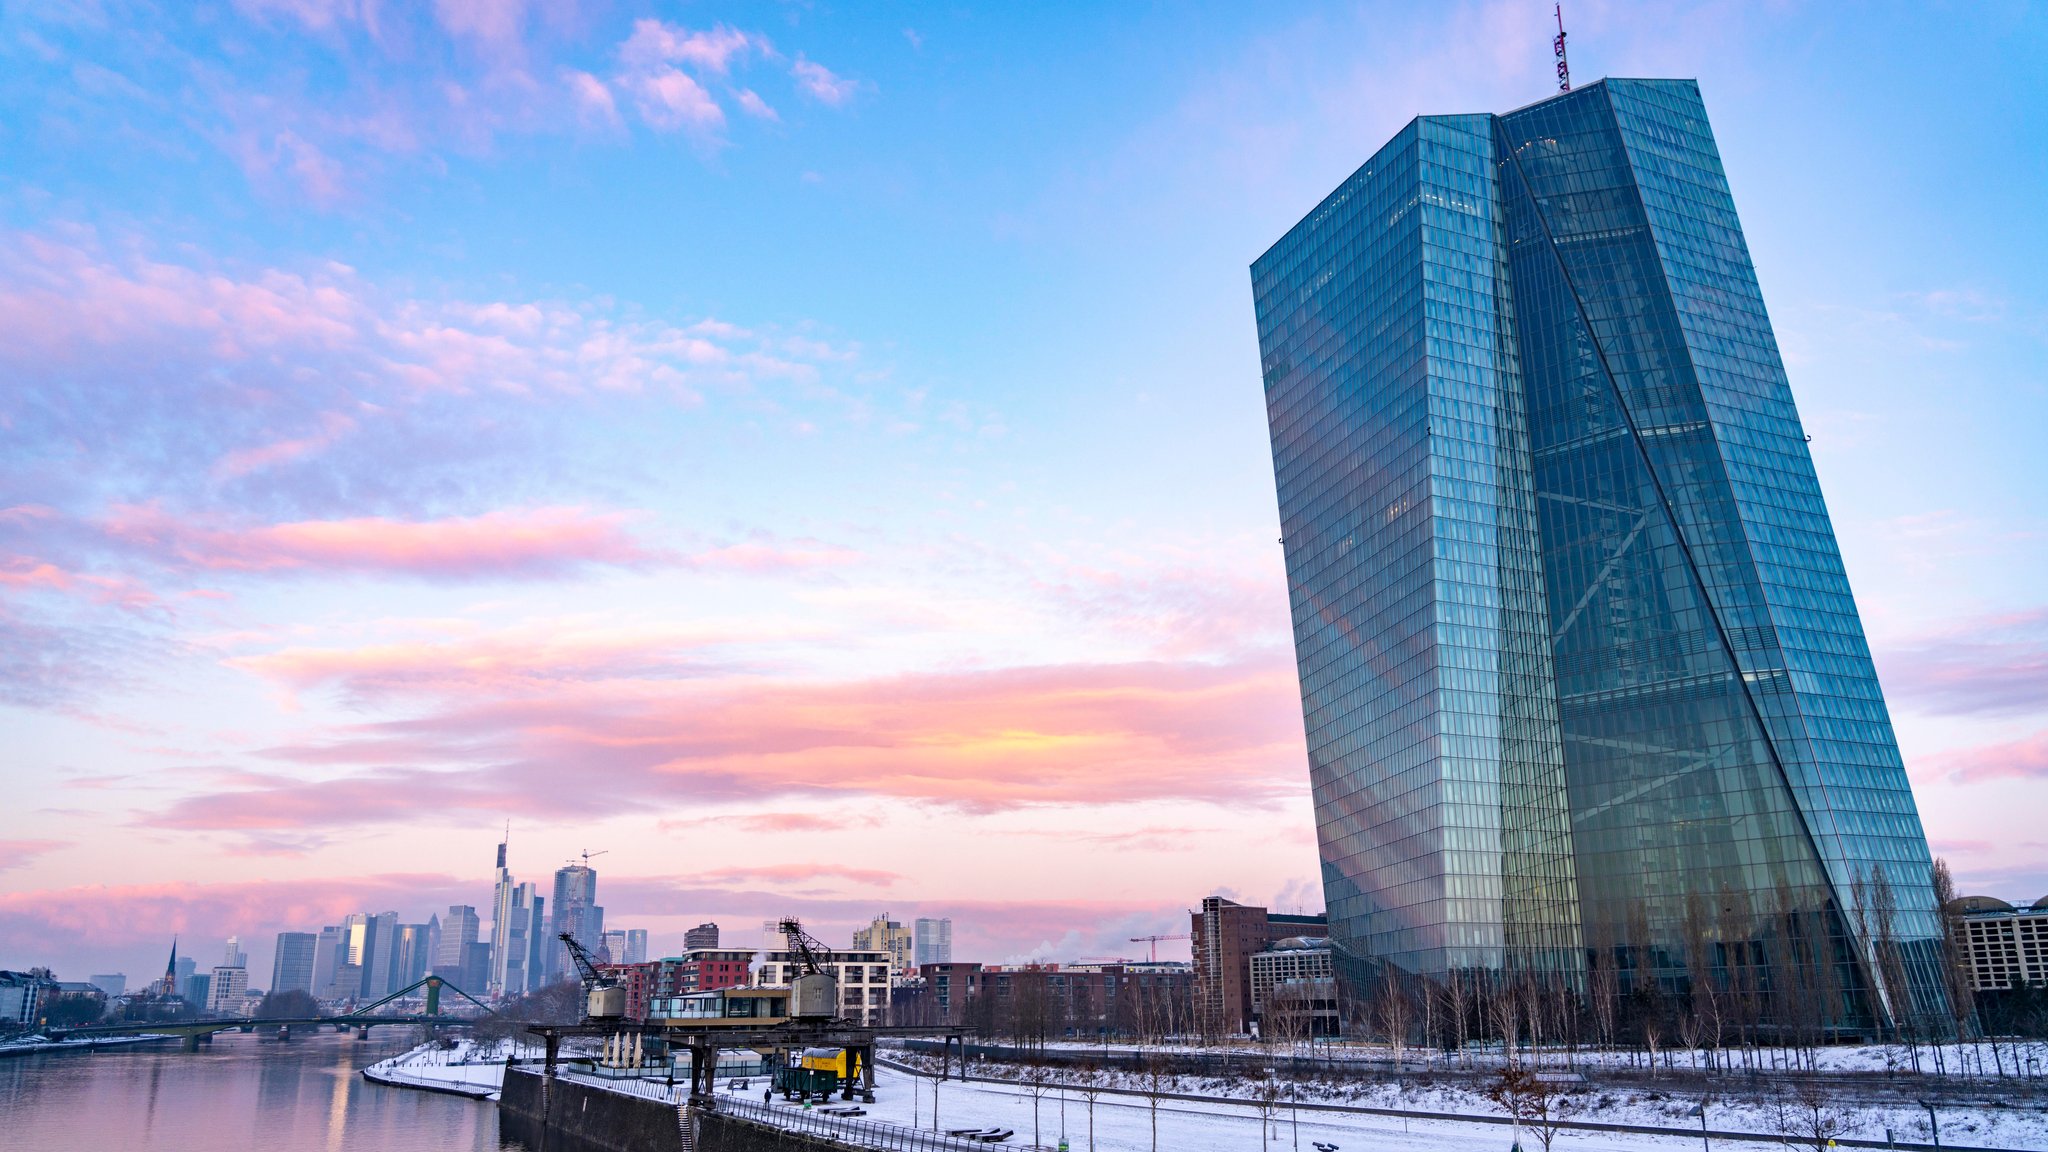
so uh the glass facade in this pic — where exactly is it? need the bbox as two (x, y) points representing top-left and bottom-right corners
(1252, 79), (1947, 1032)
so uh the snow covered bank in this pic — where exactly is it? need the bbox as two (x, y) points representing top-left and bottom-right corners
(361, 1039), (545, 1100)
(0, 1033), (174, 1058)
(886, 1052), (2048, 1150)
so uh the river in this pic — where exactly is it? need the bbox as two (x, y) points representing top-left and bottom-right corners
(0, 1029), (523, 1151)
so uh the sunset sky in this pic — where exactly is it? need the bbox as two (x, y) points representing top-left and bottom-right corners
(3, 1), (2045, 986)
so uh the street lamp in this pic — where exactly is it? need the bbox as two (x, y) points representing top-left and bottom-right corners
(1918, 1099), (1940, 1150)
(1690, 1102), (1710, 1152)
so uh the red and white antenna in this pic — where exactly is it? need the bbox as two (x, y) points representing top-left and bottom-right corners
(1553, 4), (1571, 92)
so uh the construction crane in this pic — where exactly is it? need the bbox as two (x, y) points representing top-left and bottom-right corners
(567, 848), (608, 868)
(561, 932), (625, 1019)
(1128, 933), (1190, 962)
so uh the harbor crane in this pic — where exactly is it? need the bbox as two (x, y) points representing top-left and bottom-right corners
(560, 932), (625, 1019)
(777, 917), (842, 1020)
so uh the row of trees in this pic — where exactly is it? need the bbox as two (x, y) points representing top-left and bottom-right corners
(1213, 860), (2041, 1078)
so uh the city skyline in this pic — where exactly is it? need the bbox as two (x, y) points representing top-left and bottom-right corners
(3, 4), (2045, 982)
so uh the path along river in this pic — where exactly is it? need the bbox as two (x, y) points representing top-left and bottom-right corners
(0, 1029), (519, 1151)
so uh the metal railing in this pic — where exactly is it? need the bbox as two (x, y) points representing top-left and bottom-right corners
(557, 1068), (689, 1105)
(708, 1095), (1024, 1152)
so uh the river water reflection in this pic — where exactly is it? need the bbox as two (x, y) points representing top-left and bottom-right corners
(0, 1029), (527, 1151)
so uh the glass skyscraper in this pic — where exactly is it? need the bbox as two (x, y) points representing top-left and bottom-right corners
(1252, 79), (1947, 1032)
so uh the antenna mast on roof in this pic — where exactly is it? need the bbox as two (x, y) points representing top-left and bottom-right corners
(1553, 4), (1572, 92)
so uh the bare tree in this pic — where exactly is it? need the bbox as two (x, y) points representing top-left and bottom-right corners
(1375, 964), (1410, 1069)
(1485, 1065), (1576, 1152)
(1071, 1064), (1105, 1152)
(1932, 858), (1979, 1057)
(1587, 942), (1619, 1054)
(1486, 973), (1520, 1067)
(1134, 1052), (1173, 1152)
(1773, 1078), (1852, 1152)
(1252, 1073), (1286, 1152)
(1020, 1060), (1057, 1151)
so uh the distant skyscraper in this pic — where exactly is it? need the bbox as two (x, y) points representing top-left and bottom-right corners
(549, 864), (599, 977)
(623, 929), (649, 966)
(311, 926), (343, 998)
(460, 941), (492, 996)
(390, 924), (432, 992)
(914, 918), (953, 967)
(271, 932), (317, 996)
(1251, 77), (1949, 1033)
(524, 896), (549, 988)
(438, 906), (481, 970)
(223, 936), (247, 969)
(366, 911), (399, 995)
(488, 834), (518, 995)
(341, 913), (378, 997)
(88, 974), (126, 998)
(683, 923), (720, 950)
(600, 929), (626, 965)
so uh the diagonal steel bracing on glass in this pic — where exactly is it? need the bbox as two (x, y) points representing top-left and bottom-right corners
(1493, 92), (1881, 1028)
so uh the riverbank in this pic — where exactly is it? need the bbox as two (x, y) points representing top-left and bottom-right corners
(888, 1049), (2048, 1150)
(0, 1033), (175, 1059)
(362, 1039), (547, 1101)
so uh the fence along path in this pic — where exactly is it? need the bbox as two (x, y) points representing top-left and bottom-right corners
(709, 1095), (1025, 1152)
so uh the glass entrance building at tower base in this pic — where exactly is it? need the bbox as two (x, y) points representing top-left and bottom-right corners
(1251, 78), (1950, 1034)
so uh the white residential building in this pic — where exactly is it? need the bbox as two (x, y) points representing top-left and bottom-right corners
(757, 948), (892, 1026)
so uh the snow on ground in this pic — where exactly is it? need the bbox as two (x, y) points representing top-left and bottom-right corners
(1030, 1038), (2048, 1079)
(881, 1054), (2048, 1150)
(722, 1066), (1726, 1152)
(0, 1033), (170, 1055)
(363, 1038), (546, 1098)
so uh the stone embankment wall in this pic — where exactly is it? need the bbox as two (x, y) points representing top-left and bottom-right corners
(696, 1112), (864, 1152)
(499, 1067), (685, 1152)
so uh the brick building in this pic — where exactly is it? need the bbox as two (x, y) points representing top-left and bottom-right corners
(1190, 896), (1327, 1035)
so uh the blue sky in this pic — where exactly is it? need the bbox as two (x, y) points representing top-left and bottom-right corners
(1, 1), (2043, 982)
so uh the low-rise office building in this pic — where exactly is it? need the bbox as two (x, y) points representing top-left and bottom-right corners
(1248, 938), (1337, 1037)
(1952, 896), (2048, 991)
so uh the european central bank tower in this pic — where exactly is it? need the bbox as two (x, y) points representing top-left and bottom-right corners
(1253, 79), (1948, 1033)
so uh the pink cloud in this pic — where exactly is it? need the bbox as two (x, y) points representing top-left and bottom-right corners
(0, 872), (1193, 976)
(211, 411), (359, 479)
(618, 22), (762, 76)
(1926, 729), (2048, 785)
(693, 863), (901, 887)
(734, 89), (779, 122)
(103, 505), (660, 579)
(791, 56), (858, 106)
(659, 812), (878, 835)
(139, 655), (1307, 830)
(0, 555), (161, 612)
(433, 0), (531, 70)
(0, 840), (67, 871)
(563, 69), (621, 127)
(0, 873), (474, 969)
(1876, 607), (2048, 718)
(613, 20), (771, 140)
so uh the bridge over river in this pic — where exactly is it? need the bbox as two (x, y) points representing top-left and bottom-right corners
(42, 973), (491, 1051)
